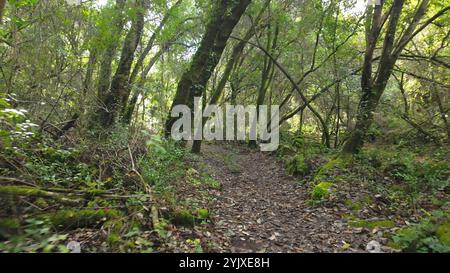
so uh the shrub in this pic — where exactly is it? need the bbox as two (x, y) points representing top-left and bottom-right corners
(390, 210), (450, 253)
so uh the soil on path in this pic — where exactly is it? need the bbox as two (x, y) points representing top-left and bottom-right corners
(199, 142), (375, 253)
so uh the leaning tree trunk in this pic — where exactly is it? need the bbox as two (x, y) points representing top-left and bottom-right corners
(341, 0), (443, 154)
(165, 0), (252, 153)
(96, 0), (126, 100)
(121, 0), (184, 125)
(249, 21), (278, 148)
(122, 45), (168, 124)
(95, 0), (146, 129)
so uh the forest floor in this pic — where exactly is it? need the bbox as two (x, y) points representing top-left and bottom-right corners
(2, 138), (447, 253)
(176, 142), (393, 253)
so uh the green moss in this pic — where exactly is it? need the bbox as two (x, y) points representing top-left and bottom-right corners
(0, 218), (20, 238)
(103, 219), (125, 234)
(286, 153), (309, 175)
(34, 198), (49, 208)
(348, 218), (395, 229)
(171, 209), (195, 227)
(0, 186), (80, 205)
(0, 185), (43, 196)
(315, 155), (352, 180)
(40, 209), (121, 229)
(197, 208), (209, 220)
(107, 233), (121, 245)
(311, 182), (333, 201)
(344, 199), (363, 211)
(436, 222), (450, 246)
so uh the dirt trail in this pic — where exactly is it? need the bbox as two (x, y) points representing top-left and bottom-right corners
(200, 143), (370, 253)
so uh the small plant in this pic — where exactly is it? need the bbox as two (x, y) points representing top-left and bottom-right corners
(139, 138), (186, 194)
(196, 208), (210, 220)
(310, 182), (333, 201)
(186, 238), (203, 253)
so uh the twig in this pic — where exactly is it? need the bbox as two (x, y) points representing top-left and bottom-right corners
(0, 176), (37, 187)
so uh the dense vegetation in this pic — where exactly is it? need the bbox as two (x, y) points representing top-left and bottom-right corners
(0, 0), (448, 253)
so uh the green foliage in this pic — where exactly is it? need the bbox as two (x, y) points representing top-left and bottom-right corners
(153, 220), (170, 238)
(186, 238), (203, 253)
(383, 151), (450, 192)
(0, 95), (39, 153)
(311, 182), (333, 201)
(0, 218), (68, 253)
(286, 153), (309, 176)
(202, 175), (221, 189)
(196, 208), (210, 220)
(9, 0), (38, 8)
(24, 146), (93, 187)
(171, 209), (195, 227)
(186, 167), (221, 189)
(139, 137), (186, 193)
(0, 218), (20, 239)
(390, 211), (450, 253)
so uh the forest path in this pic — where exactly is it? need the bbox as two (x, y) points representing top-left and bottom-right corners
(199, 142), (367, 252)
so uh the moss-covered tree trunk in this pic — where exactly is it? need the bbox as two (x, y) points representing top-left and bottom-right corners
(0, 0), (6, 23)
(193, 1), (269, 151)
(96, 0), (126, 100)
(341, 0), (442, 154)
(165, 0), (252, 153)
(95, 0), (146, 129)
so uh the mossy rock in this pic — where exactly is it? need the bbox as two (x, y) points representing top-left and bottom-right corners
(311, 182), (333, 201)
(40, 209), (121, 230)
(315, 155), (352, 179)
(286, 153), (310, 176)
(171, 209), (195, 227)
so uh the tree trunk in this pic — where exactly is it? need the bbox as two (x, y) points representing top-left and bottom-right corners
(122, 44), (169, 125)
(96, 0), (146, 129)
(341, 0), (449, 153)
(342, 0), (403, 154)
(128, 0), (182, 85)
(165, 0), (252, 153)
(0, 0), (6, 24)
(96, 0), (126, 100)
(249, 20), (278, 148)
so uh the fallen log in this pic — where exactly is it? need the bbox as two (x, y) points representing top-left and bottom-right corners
(0, 185), (82, 205)
(39, 209), (122, 229)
